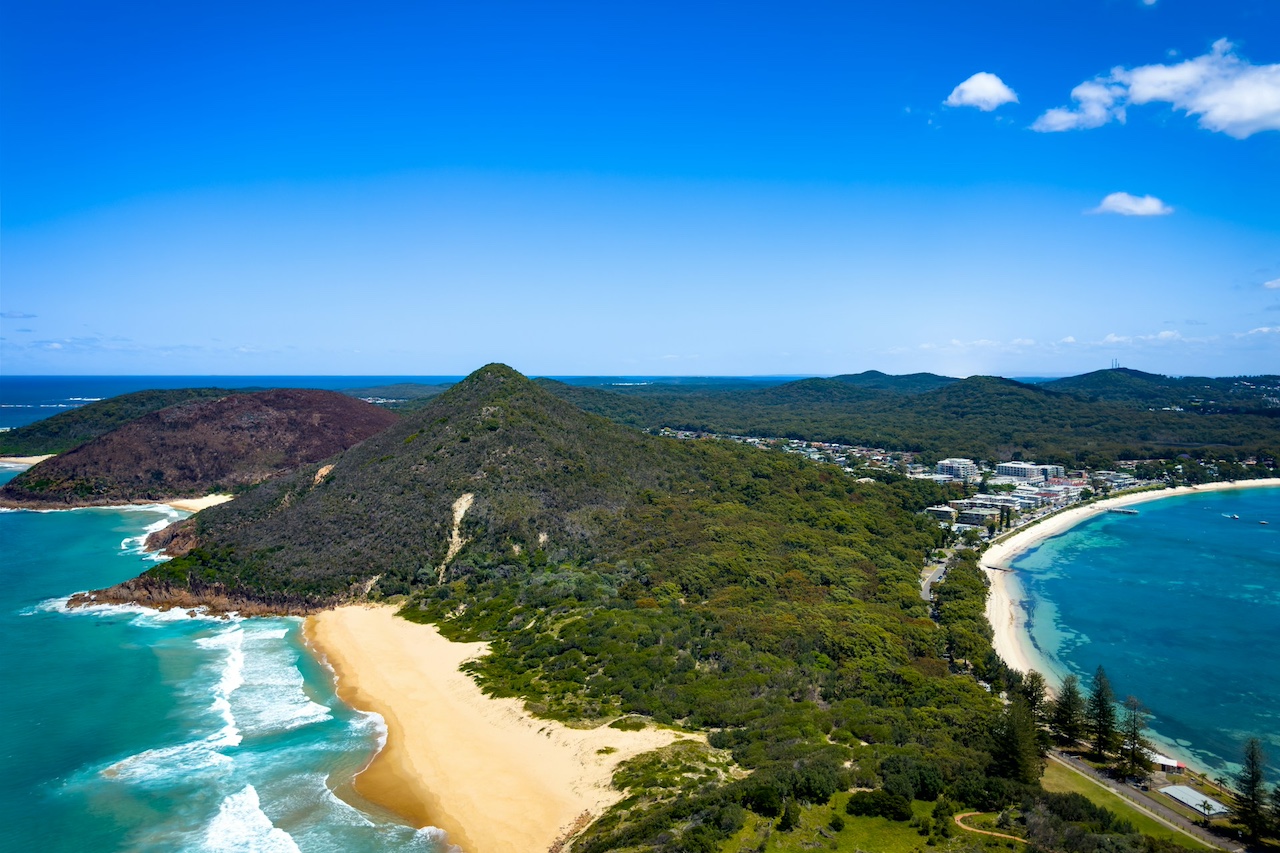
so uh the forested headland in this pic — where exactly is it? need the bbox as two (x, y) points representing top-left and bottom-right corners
(76, 364), (1229, 852)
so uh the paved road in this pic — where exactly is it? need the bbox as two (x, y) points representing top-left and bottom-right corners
(920, 564), (946, 600)
(1048, 752), (1243, 852)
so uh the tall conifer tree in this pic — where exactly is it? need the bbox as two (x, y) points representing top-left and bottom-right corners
(1050, 673), (1086, 746)
(1117, 696), (1152, 780)
(1233, 738), (1270, 842)
(1086, 666), (1119, 759)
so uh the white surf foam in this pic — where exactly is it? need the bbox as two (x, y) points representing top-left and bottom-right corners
(40, 594), (234, 625)
(230, 625), (331, 735)
(203, 785), (302, 853)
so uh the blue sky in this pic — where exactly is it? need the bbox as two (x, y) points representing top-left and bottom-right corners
(2, 1), (1277, 377)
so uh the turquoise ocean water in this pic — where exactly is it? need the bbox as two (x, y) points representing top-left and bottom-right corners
(1008, 485), (1280, 779)
(0, 467), (448, 852)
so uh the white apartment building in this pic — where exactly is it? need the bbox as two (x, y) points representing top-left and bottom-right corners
(936, 458), (978, 481)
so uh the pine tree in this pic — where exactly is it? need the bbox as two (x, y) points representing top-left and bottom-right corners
(1019, 670), (1048, 723)
(1086, 665), (1119, 759)
(1232, 738), (1269, 842)
(1049, 673), (1087, 746)
(991, 696), (1043, 784)
(1116, 695), (1152, 780)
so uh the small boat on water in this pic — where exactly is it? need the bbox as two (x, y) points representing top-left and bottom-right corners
(1221, 513), (1240, 519)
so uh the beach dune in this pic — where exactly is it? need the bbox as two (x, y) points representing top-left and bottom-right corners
(306, 605), (692, 853)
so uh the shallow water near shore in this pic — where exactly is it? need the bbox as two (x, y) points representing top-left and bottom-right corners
(1010, 485), (1280, 778)
(0, 469), (448, 851)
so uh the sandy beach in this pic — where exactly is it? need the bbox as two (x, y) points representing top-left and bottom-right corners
(306, 605), (694, 853)
(981, 478), (1280, 677)
(0, 454), (55, 466)
(163, 494), (233, 513)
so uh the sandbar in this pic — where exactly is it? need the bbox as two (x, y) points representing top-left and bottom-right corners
(305, 605), (693, 853)
(981, 478), (1280, 677)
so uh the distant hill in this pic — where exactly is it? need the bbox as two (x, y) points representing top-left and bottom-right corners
(0, 388), (234, 456)
(339, 382), (451, 411)
(1042, 368), (1280, 412)
(0, 389), (398, 507)
(829, 370), (958, 394)
(544, 372), (1280, 464)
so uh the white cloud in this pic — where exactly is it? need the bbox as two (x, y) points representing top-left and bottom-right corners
(1011, 338), (1036, 346)
(944, 72), (1019, 111)
(1264, 278), (1280, 289)
(1033, 80), (1126, 131)
(1090, 191), (1174, 216)
(1034, 39), (1280, 138)
(1060, 336), (1077, 344)
(1240, 326), (1280, 336)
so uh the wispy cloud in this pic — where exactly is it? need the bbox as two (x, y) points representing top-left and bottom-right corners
(1, 311), (37, 319)
(1033, 39), (1280, 138)
(944, 72), (1019, 111)
(1264, 278), (1280, 289)
(1090, 192), (1174, 216)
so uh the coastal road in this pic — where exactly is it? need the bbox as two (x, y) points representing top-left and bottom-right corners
(1047, 753), (1243, 852)
(921, 564), (946, 600)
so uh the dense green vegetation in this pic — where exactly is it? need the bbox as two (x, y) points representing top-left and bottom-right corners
(538, 373), (1280, 468)
(1043, 369), (1280, 414)
(118, 365), (1205, 852)
(0, 388), (233, 456)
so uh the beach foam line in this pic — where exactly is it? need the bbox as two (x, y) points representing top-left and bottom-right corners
(306, 605), (695, 853)
(203, 785), (302, 853)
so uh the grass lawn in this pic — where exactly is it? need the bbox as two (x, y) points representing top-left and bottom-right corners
(1040, 761), (1213, 850)
(722, 795), (1015, 853)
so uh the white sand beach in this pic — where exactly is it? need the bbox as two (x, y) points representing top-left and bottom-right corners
(0, 454), (55, 466)
(981, 478), (1280, 676)
(306, 605), (694, 853)
(163, 494), (234, 513)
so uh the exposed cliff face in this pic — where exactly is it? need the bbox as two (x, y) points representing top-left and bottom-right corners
(0, 389), (399, 508)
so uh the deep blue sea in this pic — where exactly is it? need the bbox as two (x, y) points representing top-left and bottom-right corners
(0, 466), (449, 851)
(1010, 486), (1280, 779)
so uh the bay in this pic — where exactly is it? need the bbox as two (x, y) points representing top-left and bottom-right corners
(1011, 485), (1280, 779)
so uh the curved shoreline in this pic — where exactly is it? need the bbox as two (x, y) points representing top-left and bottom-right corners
(980, 478), (1280, 766)
(982, 478), (1280, 679)
(304, 605), (695, 853)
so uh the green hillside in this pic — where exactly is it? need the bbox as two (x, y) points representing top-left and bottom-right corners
(544, 373), (1280, 466)
(829, 370), (958, 394)
(0, 388), (233, 456)
(96, 365), (1191, 852)
(1042, 368), (1280, 413)
(1, 389), (399, 507)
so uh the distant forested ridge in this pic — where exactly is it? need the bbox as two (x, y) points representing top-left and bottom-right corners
(88, 364), (1203, 852)
(539, 371), (1280, 466)
(1041, 368), (1280, 414)
(0, 388), (234, 456)
(0, 389), (398, 507)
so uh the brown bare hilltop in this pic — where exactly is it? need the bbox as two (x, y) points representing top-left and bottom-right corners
(0, 388), (398, 508)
